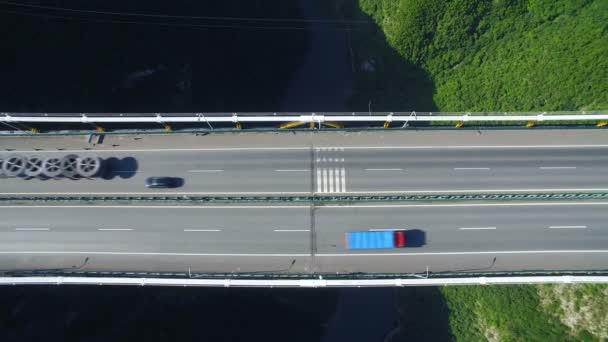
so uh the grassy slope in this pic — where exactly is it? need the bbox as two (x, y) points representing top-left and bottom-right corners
(358, 0), (608, 112)
(439, 285), (608, 341)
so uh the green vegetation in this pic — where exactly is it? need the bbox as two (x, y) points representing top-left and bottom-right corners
(435, 285), (608, 341)
(356, 0), (608, 112)
(538, 284), (608, 340)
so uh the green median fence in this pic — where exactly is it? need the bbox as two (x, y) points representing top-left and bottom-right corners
(2, 192), (608, 203)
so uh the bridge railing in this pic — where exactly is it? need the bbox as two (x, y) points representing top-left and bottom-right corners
(1, 275), (608, 287)
(1, 111), (607, 123)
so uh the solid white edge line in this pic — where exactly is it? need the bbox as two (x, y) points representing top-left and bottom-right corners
(275, 169), (308, 172)
(549, 226), (587, 229)
(317, 250), (608, 257)
(98, 229), (133, 231)
(0, 251), (310, 257)
(183, 229), (222, 232)
(14, 228), (50, 231)
(459, 227), (497, 230)
(10, 145), (608, 153)
(323, 202), (608, 208)
(0, 205), (311, 209)
(273, 230), (311, 232)
(364, 168), (403, 171)
(0, 250), (605, 257)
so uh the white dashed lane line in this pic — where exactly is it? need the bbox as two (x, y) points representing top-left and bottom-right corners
(98, 228), (133, 231)
(14, 228), (50, 231)
(458, 227), (497, 230)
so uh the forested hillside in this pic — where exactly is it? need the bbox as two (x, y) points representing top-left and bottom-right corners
(359, 0), (608, 111)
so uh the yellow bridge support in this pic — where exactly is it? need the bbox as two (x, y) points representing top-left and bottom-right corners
(323, 122), (344, 129)
(279, 121), (307, 129)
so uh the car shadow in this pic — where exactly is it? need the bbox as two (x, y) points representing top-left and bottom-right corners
(405, 229), (426, 247)
(100, 157), (138, 179)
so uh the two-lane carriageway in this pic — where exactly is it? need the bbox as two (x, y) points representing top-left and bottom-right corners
(1, 202), (607, 274)
(2, 145), (608, 195)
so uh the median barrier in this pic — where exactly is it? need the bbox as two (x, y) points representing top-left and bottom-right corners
(2, 192), (608, 203)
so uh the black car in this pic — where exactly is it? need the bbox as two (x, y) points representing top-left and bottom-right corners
(144, 177), (179, 188)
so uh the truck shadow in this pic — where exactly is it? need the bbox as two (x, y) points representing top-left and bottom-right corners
(100, 157), (138, 179)
(405, 229), (426, 248)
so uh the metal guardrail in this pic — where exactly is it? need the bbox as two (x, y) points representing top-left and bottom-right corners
(2, 192), (608, 203)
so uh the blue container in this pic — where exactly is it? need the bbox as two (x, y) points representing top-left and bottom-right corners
(346, 231), (395, 249)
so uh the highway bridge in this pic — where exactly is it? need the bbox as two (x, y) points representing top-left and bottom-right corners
(1, 129), (608, 286)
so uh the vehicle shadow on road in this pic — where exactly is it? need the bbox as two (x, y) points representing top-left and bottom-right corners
(405, 229), (426, 248)
(100, 157), (138, 179)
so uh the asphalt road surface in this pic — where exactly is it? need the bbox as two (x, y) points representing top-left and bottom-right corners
(1, 202), (607, 274)
(2, 146), (608, 194)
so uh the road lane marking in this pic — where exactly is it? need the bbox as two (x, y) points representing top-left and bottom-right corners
(0, 250), (604, 257)
(13, 145), (608, 153)
(324, 202), (608, 208)
(184, 229), (222, 232)
(454, 167), (490, 170)
(0, 251), (310, 257)
(188, 170), (224, 173)
(340, 167), (346, 192)
(459, 227), (497, 230)
(317, 250), (608, 257)
(14, 228), (50, 231)
(549, 226), (587, 229)
(0, 205), (311, 209)
(98, 228), (133, 231)
(273, 229), (310, 232)
(275, 169), (308, 172)
(0, 192), (313, 195)
(329, 168), (334, 192)
(322, 168), (328, 193)
(539, 166), (577, 170)
(316, 169), (322, 193)
(365, 168), (403, 171)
